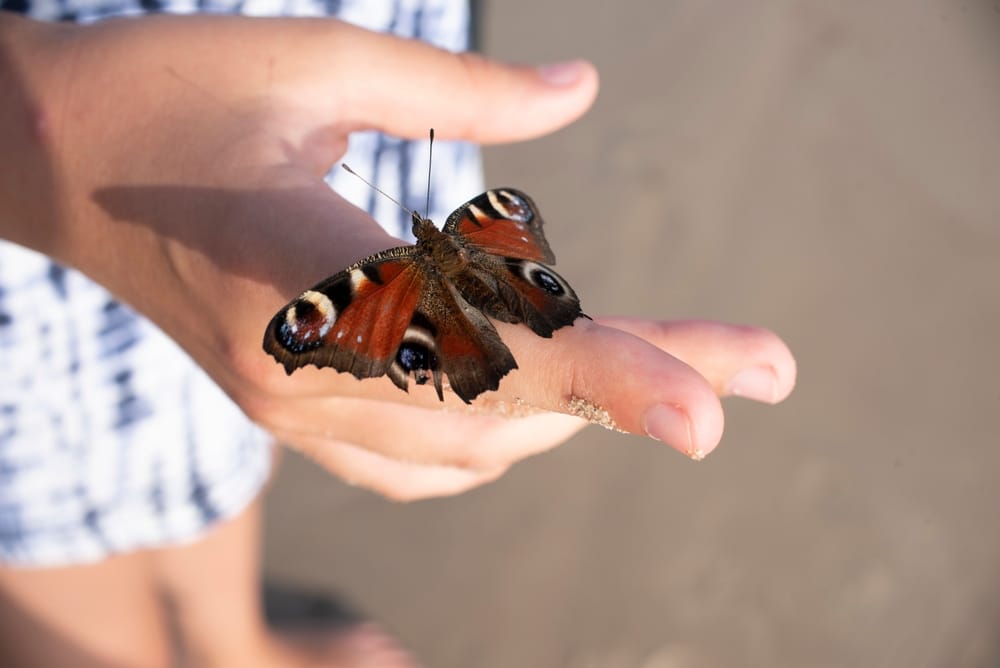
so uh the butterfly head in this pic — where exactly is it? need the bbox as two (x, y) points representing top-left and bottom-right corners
(410, 211), (433, 238)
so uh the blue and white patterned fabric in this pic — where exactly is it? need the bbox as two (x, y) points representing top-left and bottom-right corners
(0, 0), (482, 567)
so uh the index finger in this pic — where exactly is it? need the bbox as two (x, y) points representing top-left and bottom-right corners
(493, 318), (726, 459)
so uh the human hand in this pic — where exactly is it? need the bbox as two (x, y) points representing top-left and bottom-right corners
(1, 14), (795, 500)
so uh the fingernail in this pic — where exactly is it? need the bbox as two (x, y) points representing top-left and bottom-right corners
(537, 60), (585, 86)
(727, 366), (778, 403)
(643, 403), (700, 459)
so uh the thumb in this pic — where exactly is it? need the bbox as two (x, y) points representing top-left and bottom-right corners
(329, 23), (599, 143)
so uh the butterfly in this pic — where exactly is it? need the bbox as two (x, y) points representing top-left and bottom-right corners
(262, 187), (585, 404)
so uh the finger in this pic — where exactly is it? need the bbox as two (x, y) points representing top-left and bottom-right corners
(596, 318), (798, 403)
(263, 397), (587, 470)
(275, 430), (507, 502)
(493, 318), (727, 459)
(325, 23), (599, 143)
(268, 31), (595, 177)
(90, 17), (596, 146)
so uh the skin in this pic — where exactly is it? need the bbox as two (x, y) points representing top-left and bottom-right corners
(0, 497), (422, 667)
(0, 12), (796, 503)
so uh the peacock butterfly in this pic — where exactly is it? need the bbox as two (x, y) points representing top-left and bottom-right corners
(262, 176), (585, 404)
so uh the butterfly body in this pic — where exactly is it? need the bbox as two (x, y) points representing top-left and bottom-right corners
(263, 188), (584, 403)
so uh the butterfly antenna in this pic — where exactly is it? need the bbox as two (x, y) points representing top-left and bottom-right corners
(341, 164), (417, 219)
(425, 128), (434, 219)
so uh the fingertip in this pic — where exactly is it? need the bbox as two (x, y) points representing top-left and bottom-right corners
(514, 58), (599, 140)
(726, 365), (781, 404)
(771, 337), (797, 402)
(430, 54), (598, 144)
(641, 393), (725, 460)
(536, 59), (599, 100)
(503, 321), (725, 458)
(337, 32), (599, 143)
(724, 333), (797, 404)
(597, 318), (797, 406)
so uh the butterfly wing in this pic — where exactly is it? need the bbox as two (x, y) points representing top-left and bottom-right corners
(263, 247), (517, 403)
(443, 188), (585, 337)
(456, 256), (584, 337)
(406, 275), (517, 404)
(442, 188), (555, 263)
(263, 246), (423, 382)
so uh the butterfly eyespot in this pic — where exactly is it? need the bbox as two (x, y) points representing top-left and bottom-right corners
(530, 268), (565, 296)
(397, 342), (437, 373)
(385, 320), (441, 394)
(488, 190), (533, 223)
(277, 290), (337, 353)
(390, 318), (440, 388)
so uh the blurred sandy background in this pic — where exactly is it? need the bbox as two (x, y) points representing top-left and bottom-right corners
(264, 1), (1000, 666)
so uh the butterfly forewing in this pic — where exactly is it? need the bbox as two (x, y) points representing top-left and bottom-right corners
(443, 189), (555, 263)
(264, 248), (423, 380)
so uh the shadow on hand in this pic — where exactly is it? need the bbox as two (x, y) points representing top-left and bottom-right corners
(92, 184), (393, 298)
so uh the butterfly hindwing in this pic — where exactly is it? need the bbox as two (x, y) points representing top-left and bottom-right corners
(391, 276), (518, 403)
(451, 255), (583, 338)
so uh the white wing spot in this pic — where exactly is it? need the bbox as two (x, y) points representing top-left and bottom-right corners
(467, 203), (485, 220)
(486, 190), (510, 217)
(336, 330), (344, 340)
(490, 189), (531, 222)
(295, 290), (337, 338)
(349, 269), (369, 293)
(356, 335), (363, 344)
